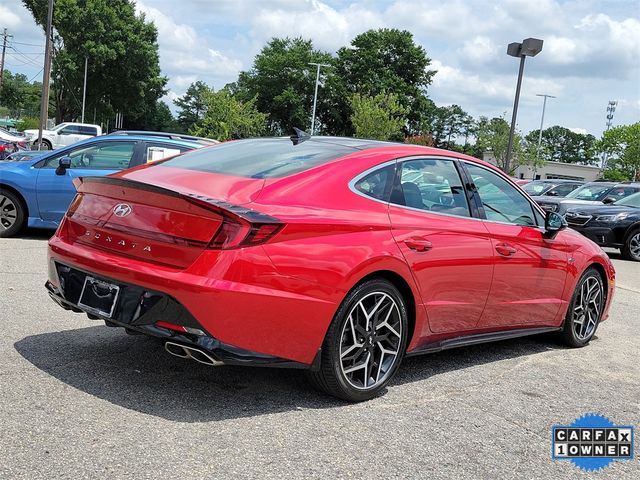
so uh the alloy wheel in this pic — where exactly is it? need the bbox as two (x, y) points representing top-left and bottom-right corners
(0, 194), (18, 231)
(629, 232), (640, 260)
(572, 276), (603, 341)
(339, 291), (403, 390)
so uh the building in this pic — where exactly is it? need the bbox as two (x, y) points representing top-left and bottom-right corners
(483, 152), (601, 182)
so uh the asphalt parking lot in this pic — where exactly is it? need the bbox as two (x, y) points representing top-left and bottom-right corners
(1, 231), (638, 479)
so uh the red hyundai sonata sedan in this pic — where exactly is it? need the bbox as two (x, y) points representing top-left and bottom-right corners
(46, 136), (615, 401)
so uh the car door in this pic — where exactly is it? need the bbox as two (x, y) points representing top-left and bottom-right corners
(35, 140), (138, 222)
(388, 157), (494, 334)
(463, 162), (570, 328)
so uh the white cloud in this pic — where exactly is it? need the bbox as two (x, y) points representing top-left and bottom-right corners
(0, 5), (21, 27)
(137, 0), (243, 102)
(250, 0), (384, 51)
(568, 127), (587, 135)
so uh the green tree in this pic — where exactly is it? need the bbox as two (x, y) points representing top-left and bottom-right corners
(232, 37), (332, 134)
(23, 0), (166, 128)
(191, 88), (267, 141)
(174, 81), (210, 132)
(350, 92), (407, 141)
(596, 122), (640, 181)
(332, 29), (436, 135)
(0, 70), (43, 117)
(525, 125), (597, 164)
(475, 116), (543, 174)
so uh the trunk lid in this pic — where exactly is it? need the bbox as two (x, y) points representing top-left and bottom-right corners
(65, 176), (230, 269)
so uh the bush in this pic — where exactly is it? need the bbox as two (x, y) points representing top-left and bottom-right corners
(16, 117), (39, 132)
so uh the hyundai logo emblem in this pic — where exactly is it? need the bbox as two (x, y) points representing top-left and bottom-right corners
(113, 203), (132, 217)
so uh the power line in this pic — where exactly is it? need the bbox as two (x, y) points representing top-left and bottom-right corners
(7, 40), (44, 47)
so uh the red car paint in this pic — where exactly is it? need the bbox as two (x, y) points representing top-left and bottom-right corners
(47, 141), (615, 365)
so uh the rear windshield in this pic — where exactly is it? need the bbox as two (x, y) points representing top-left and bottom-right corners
(158, 138), (357, 178)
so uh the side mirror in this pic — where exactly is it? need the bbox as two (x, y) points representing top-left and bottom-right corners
(56, 157), (71, 175)
(544, 211), (567, 238)
(602, 196), (616, 204)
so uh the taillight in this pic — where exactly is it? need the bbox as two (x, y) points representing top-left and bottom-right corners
(208, 217), (282, 249)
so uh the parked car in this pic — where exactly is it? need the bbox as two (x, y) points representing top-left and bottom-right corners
(45, 136), (615, 401)
(522, 179), (584, 198)
(0, 126), (29, 145)
(0, 132), (212, 237)
(533, 181), (640, 216)
(0, 139), (19, 160)
(23, 122), (103, 150)
(565, 191), (640, 261)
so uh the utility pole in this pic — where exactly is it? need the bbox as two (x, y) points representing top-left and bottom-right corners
(308, 62), (330, 135)
(37, 0), (55, 150)
(0, 28), (13, 90)
(81, 57), (88, 122)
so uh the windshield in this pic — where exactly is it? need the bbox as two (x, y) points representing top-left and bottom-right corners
(52, 123), (68, 131)
(523, 182), (553, 195)
(615, 192), (640, 208)
(565, 184), (611, 201)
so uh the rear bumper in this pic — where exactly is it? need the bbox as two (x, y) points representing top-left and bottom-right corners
(47, 234), (337, 365)
(45, 264), (316, 369)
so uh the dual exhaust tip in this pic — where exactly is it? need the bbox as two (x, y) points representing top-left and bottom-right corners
(164, 341), (224, 366)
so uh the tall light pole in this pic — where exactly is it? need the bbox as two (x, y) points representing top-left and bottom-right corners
(37, 0), (54, 150)
(308, 62), (330, 135)
(505, 38), (544, 174)
(535, 93), (555, 157)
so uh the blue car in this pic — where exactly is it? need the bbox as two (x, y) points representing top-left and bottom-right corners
(0, 132), (216, 237)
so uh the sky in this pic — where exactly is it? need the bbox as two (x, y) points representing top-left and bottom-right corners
(1, 0), (639, 137)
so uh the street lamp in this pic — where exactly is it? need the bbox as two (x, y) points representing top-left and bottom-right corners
(535, 93), (556, 158)
(504, 38), (543, 174)
(308, 62), (330, 135)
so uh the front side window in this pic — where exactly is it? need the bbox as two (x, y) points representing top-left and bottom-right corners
(45, 141), (136, 169)
(547, 183), (580, 197)
(606, 186), (640, 201)
(466, 163), (538, 226)
(566, 184), (612, 201)
(354, 164), (395, 202)
(615, 192), (640, 208)
(59, 125), (83, 135)
(390, 158), (470, 217)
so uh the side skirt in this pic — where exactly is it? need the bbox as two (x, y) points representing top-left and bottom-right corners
(406, 327), (561, 357)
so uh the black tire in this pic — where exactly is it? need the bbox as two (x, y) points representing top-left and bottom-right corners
(307, 278), (409, 402)
(559, 267), (605, 348)
(39, 139), (52, 150)
(0, 189), (26, 238)
(621, 228), (640, 262)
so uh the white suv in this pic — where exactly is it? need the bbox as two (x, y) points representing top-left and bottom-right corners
(24, 122), (102, 150)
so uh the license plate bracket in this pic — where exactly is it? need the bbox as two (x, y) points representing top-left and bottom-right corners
(78, 276), (120, 318)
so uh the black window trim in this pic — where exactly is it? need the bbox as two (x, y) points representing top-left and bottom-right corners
(458, 159), (548, 229)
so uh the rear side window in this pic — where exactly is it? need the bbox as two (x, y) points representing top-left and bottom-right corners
(354, 164), (395, 201)
(145, 143), (189, 163)
(158, 138), (356, 178)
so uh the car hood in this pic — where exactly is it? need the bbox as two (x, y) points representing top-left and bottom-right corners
(566, 205), (638, 215)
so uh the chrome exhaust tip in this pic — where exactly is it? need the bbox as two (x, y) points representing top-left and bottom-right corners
(164, 341), (223, 366)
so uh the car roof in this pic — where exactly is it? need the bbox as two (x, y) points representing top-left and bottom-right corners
(108, 130), (218, 146)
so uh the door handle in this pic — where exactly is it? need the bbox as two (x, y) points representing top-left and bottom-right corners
(404, 237), (433, 252)
(495, 243), (517, 257)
